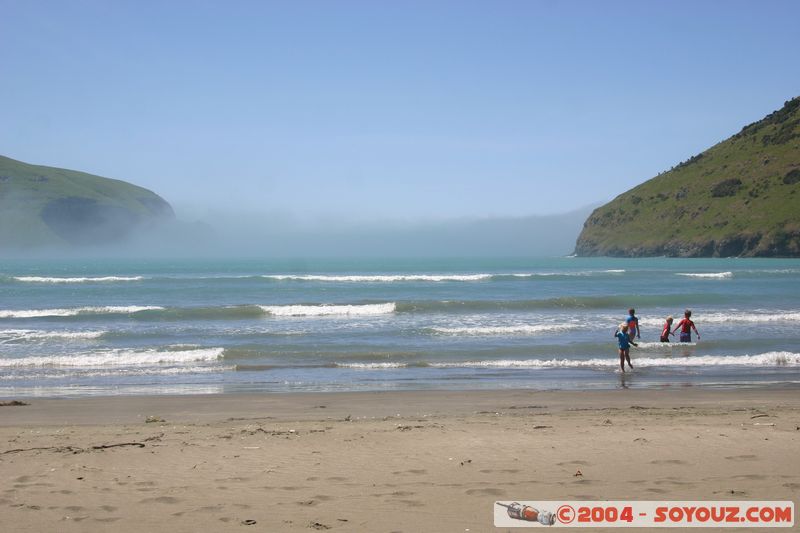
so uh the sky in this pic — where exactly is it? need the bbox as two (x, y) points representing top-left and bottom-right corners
(1, 0), (799, 225)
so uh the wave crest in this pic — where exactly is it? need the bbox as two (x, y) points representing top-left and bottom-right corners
(14, 276), (143, 283)
(429, 324), (576, 336)
(676, 272), (733, 279)
(0, 347), (225, 367)
(0, 306), (164, 318)
(259, 303), (396, 317)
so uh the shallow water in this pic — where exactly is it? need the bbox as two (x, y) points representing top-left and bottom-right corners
(1, 257), (799, 397)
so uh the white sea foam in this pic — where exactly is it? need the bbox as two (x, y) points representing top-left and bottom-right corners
(633, 341), (697, 349)
(676, 272), (733, 279)
(259, 303), (396, 317)
(639, 311), (800, 327)
(14, 276), (144, 283)
(264, 274), (492, 282)
(0, 347), (225, 368)
(0, 329), (106, 341)
(336, 362), (408, 369)
(0, 306), (164, 318)
(0, 365), (233, 380)
(429, 324), (577, 336)
(429, 352), (800, 368)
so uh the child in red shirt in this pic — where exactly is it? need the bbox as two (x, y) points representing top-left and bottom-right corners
(672, 310), (700, 343)
(660, 316), (674, 342)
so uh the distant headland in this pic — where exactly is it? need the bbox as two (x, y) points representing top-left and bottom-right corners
(574, 97), (800, 257)
(0, 155), (174, 249)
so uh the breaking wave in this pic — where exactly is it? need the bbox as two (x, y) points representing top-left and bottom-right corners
(428, 352), (800, 368)
(639, 310), (800, 326)
(0, 306), (165, 318)
(676, 272), (733, 279)
(0, 329), (106, 342)
(263, 274), (492, 282)
(428, 324), (577, 336)
(0, 347), (225, 367)
(14, 276), (144, 283)
(260, 303), (396, 316)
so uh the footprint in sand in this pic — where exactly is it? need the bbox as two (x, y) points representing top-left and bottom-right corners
(653, 479), (695, 487)
(557, 460), (590, 467)
(391, 469), (427, 475)
(398, 500), (425, 507)
(197, 505), (224, 512)
(466, 488), (506, 496)
(139, 496), (181, 504)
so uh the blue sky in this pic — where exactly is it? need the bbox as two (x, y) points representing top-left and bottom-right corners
(2, 0), (799, 222)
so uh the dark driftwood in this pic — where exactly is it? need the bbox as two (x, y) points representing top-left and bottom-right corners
(1, 442), (146, 455)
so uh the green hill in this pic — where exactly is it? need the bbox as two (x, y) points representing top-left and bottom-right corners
(574, 97), (800, 257)
(0, 155), (174, 248)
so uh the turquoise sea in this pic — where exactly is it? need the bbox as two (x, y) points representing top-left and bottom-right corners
(1, 257), (799, 397)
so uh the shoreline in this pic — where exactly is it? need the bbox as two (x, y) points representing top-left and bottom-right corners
(2, 387), (798, 531)
(2, 386), (800, 426)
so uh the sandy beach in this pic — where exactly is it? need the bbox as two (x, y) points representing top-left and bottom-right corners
(1, 388), (798, 532)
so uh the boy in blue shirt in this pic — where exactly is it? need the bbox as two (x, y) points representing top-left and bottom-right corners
(615, 323), (637, 372)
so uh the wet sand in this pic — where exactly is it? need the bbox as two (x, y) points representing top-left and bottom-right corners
(1, 388), (798, 531)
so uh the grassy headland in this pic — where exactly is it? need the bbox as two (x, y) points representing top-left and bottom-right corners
(575, 97), (800, 257)
(0, 155), (173, 248)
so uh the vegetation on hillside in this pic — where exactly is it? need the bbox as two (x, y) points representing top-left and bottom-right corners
(0, 155), (174, 248)
(575, 97), (800, 257)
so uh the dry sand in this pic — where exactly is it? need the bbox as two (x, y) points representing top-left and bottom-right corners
(1, 388), (798, 532)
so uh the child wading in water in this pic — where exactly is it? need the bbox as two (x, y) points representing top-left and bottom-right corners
(660, 316), (674, 342)
(626, 308), (641, 341)
(615, 323), (637, 372)
(672, 309), (700, 343)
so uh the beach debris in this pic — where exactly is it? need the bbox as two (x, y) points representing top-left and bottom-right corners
(2, 441), (145, 455)
(460, 459), (472, 466)
(344, 414), (351, 422)
(241, 519), (257, 526)
(0, 400), (29, 407)
(145, 415), (165, 424)
(752, 423), (775, 427)
(574, 469), (583, 477)
(602, 419), (613, 425)
(750, 414), (770, 419)
(532, 425), (552, 429)
(308, 522), (331, 530)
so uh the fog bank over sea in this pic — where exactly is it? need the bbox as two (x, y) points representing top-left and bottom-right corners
(160, 204), (597, 258)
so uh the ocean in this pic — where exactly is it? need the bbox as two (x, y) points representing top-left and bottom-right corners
(1, 257), (799, 398)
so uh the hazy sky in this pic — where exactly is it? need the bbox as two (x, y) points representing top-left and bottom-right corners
(2, 0), (799, 222)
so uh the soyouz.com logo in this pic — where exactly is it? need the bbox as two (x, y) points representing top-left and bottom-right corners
(494, 501), (794, 527)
